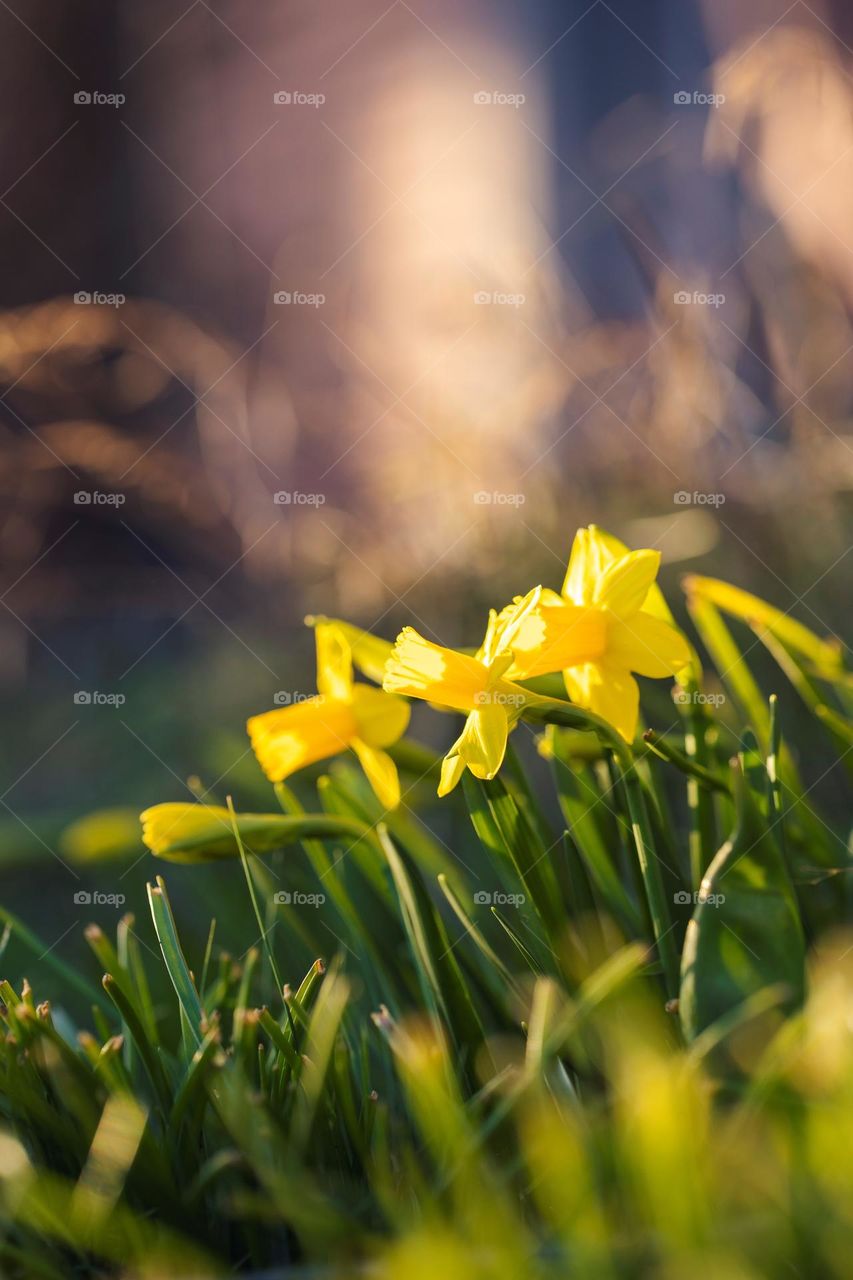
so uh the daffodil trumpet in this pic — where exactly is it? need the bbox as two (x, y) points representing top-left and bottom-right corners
(383, 589), (545, 796)
(248, 623), (410, 810)
(501, 525), (692, 743)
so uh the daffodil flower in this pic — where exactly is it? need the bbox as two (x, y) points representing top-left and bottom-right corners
(383, 590), (541, 795)
(504, 526), (690, 742)
(248, 623), (410, 810)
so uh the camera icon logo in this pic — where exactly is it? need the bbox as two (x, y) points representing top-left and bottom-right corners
(273, 291), (292, 304)
(473, 890), (491, 905)
(74, 91), (93, 105)
(473, 490), (491, 504)
(473, 291), (491, 305)
(74, 890), (93, 904)
(673, 290), (691, 305)
(274, 890), (292, 905)
(473, 91), (492, 105)
(274, 491), (292, 504)
(73, 691), (92, 705)
(673, 490), (691, 504)
(73, 491), (92, 504)
(273, 91), (292, 105)
(273, 691), (292, 705)
(673, 890), (692, 904)
(673, 91), (691, 105)
(74, 291), (92, 305)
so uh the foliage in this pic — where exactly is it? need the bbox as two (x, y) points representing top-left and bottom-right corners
(0, 548), (850, 1278)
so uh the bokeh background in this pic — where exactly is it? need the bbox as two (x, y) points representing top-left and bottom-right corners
(1, 0), (851, 994)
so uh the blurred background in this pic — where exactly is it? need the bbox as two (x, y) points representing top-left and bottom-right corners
(0, 0), (851, 991)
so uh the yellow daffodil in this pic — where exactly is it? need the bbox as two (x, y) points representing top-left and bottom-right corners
(248, 623), (410, 809)
(504, 526), (690, 742)
(383, 591), (541, 796)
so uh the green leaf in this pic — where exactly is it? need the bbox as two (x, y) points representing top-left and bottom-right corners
(378, 826), (485, 1076)
(549, 739), (643, 936)
(683, 574), (845, 679)
(463, 774), (564, 948)
(680, 758), (805, 1045)
(147, 877), (204, 1046)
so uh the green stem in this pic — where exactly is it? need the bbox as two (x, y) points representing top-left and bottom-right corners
(642, 729), (730, 795)
(520, 693), (680, 997)
(675, 690), (719, 890)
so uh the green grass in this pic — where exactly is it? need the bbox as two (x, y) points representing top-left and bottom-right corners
(0, 576), (850, 1277)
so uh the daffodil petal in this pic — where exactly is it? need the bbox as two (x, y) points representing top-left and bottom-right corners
(350, 684), (411, 747)
(563, 525), (619, 604)
(593, 549), (661, 617)
(247, 697), (357, 781)
(438, 751), (467, 797)
(447, 703), (510, 781)
(482, 586), (542, 664)
(564, 661), (640, 743)
(351, 740), (401, 810)
(315, 623), (353, 701)
(384, 627), (486, 713)
(506, 601), (607, 679)
(607, 611), (692, 678)
(305, 616), (393, 685)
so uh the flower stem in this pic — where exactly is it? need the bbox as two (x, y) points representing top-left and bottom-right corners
(520, 692), (680, 997)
